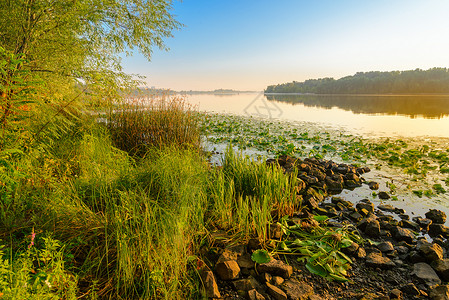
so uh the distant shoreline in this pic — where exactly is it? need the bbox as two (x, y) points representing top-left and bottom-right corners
(264, 93), (449, 97)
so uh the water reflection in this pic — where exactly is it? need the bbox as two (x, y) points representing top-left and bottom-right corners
(265, 94), (449, 119)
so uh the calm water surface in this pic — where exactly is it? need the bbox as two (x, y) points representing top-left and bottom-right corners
(185, 93), (449, 138)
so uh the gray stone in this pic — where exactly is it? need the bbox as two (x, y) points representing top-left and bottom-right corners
(282, 279), (313, 300)
(431, 259), (449, 281)
(266, 282), (287, 300)
(248, 289), (266, 300)
(365, 252), (395, 269)
(426, 209), (447, 224)
(429, 284), (449, 300)
(257, 259), (293, 279)
(215, 260), (240, 280)
(412, 262), (441, 286)
(201, 270), (221, 299)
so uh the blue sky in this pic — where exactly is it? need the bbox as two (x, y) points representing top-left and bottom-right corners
(122, 0), (449, 91)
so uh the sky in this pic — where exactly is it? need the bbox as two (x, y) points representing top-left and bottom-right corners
(122, 0), (449, 91)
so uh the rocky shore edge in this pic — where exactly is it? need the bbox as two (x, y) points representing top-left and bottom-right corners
(199, 155), (449, 300)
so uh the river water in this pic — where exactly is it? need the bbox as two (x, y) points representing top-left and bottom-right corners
(185, 92), (449, 138)
(184, 92), (449, 226)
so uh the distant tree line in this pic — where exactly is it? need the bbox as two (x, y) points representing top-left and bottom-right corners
(265, 68), (449, 94)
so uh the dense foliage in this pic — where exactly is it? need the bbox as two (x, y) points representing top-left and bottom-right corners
(265, 68), (449, 94)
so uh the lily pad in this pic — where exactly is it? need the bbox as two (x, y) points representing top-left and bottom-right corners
(251, 249), (271, 264)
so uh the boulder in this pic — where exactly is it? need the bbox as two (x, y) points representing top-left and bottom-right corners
(412, 262), (441, 286)
(426, 209), (447, 224)
(429, 224), (449, 237)
(417, 241), (444, 262)
(431, 259), (449, 282)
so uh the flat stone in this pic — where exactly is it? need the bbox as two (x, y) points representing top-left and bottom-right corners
(282, 279), (313, 300)
(429, 284), (449, 300)
(365, 252), (395, 270)
(257, 259), (293, 279)
(431, 259), (449, 281)
(412, 262), (441, 286)
(266, 282), (287, 300)
(425, 209), (447, 224)
(215, 260), (240, 280)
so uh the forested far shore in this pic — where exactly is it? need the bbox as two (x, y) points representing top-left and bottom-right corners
(265, 68), (449, 94)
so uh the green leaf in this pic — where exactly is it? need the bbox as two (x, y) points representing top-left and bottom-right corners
(306, 262), (327, 277)
(251, 249), (271, 264)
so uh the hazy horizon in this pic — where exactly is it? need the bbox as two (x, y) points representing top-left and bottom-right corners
(122, 0), (449, 91)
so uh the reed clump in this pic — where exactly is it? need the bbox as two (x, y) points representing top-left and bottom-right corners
(107, 94), (200, 156)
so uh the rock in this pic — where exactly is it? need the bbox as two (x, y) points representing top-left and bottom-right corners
(432, 259), (449, 281)
(368, 181), (379, 190)
(412, 262), (441, 286)
(378, 241), (395, 253)
(417, 241), (444, 262)
(272, 276), (284, 286)
(378, 191), (391, 199)
(390, 288), (403, 299)
(429, 224), (449, 237)
(365, 219), (381, 237)
(282, 279), (313, 300)
(201, 269), (221, 299)
(232, 278), (253, 292)
(248, 238), (262, 251)
(426, 209), (447, 224)
(215, 260), (240, 280)
(331, 196), (353, 208)
(237, 253), (254, 269)
(217, 248), (239, 264)
(257, 259), (293, 279)
(357, 201), (375, 213)
(401, 283), (420, 297)
(365, 252), (395, 269)
(413, 217), (433, 230)
(357, 247), (367, 259)
(378, 204), (396, 212)
(342, 241), (359, 254)
(399, 220), (420, 231)
(349, 211), (363, 222)
(429, 284), (449, 300)
(266, 282), (287, 300)
(391, 226), (415, 243)
(248, 289), (266, 300)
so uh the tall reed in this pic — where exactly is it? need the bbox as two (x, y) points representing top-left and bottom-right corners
(107, 94), (200, 156)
